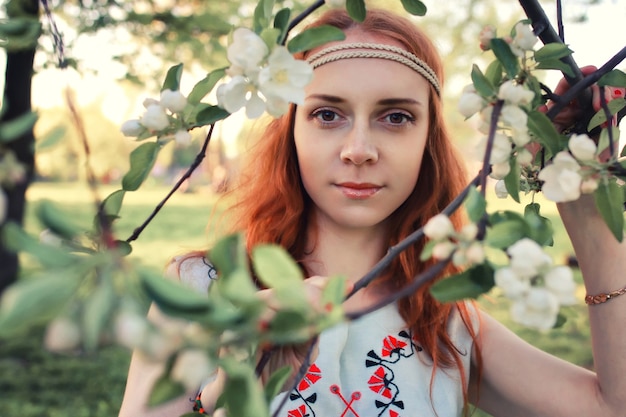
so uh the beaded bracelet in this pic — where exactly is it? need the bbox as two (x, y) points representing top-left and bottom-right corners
(192, 391), (209, 415)
(585, 285), (626, 305)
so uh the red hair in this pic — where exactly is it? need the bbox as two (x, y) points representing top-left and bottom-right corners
(225, 8), (480, 412)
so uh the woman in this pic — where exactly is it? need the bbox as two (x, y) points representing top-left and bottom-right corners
(119, 8), (626, 417)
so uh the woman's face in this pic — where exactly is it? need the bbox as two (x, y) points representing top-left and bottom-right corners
(294, 34), (431, 235)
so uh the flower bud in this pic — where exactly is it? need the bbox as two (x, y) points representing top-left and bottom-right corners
(479, 25), (496, 51)
(465, 242), (485, 265)
(432, 241), (455, 260)
(458, 85), (484, 118)
(495, 180), (508, 199)
(161, 89), (188, 113)
(140, 104), (170, 131)
(460, 223), (478, 241)
(490, 161), (511, 180)
(170, 349), (214, 391)
(120, 119), (144, 137)
(568, 133), (597, 161)
(580, 178), (599, 194)
(516, 148), (533, 166)
(44, 317), (81, 352)
(174, 129), (192, 146)
(424, 214), (454, 241)
(498, 80), (534, 106)
(513, 22), (537, 51)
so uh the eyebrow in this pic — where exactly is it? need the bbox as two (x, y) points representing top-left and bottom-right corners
(306, 94), (424, 106)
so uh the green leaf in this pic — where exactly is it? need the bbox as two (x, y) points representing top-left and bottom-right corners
(161, 63), (184, 92)
(187, 68), (227, 104)
(122, 142), (161, 191)
(274, 8), (291, 44)
(593, 179), (624, 242)
(114, 240), (133, 256)
(217, 267), (259, 304)
(400, 0), (427, 16)
(486, 211), (529, 249)
(420, 240), (436, 261)
(0, 111), (37, 143)
(287, 25), (346, 54)
(264, 366), (292, 404)
(527, 110), (564, 155)
(503, 156), (521, 203)
(534, 59), (575, 78)
(346, 0), (367, 22)
(101, 189), (125, 217)
(210, 233), (247, 278)
(1, 222), (76, 267)
(260, 27), (281, 50)
(523, 203), (554, 246)
(0, 272), (81, 336)
(221, 358), (270, 417)
(81, 276), (116, 351)
(484, 60), (503, 88)
(252, 244), (303, 288)
(321, 275), (347, 307)
(490, 38), (520, 78)
(36, 199), (84, 239)
(464, 185), (486, 223)
(430, 263), (495, 302)
(35, 126), (66, 151)
(193, 105), (231, 127)
(471, 64), (496, 98)
(253, 0), (275, 33)
(598, 69), (626, 88)
(533, 43), (573, 62)
(140, 269), (213, 314)
(148, 375), (186, 407)
(597, 126), (620, 156)
(587, 98), (626, 131)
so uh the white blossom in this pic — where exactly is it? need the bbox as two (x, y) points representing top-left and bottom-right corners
(460, 223), (478, 241)
(160, 89), (188, 113)
(216, 75), (266, 118)
(478, 106), (493, 134)
(490, 161), (511, 180)
(479, 25), (496, 51)
(580, 178), (599, 194)
(498, 80), (534, 106)
(516, 148), (533, 166)
(500, 104), (528, 133)
(507, 238), (552, 279)
(174, 129), (192, 146)
(120, 119), (144, 137)
(495, 180), (508, 198)
(544, 266), (577, 305)
(44, 317), (81, 352)
(510, 129), (531, 147)
(114, 310), (149, 350)
(140, 104), (170, 131)
(432, 241), (455, 260)
(227, 28), (268, 74)
(424, 214), (454, 241)
(495, 267), (530, 299)
(512, 22), (538, 51)
(568, 133), (597, 161)
(510, 287), (559, 331)
(538, 151), (582, 202)
(258, 46), (313, 116)
(143, 98), (160, 108)
(0, 189), (6, 224)
(465, 242), (486, 265)
(458, 85), (485, 118)
(476, 133), (511, 164)
(171, 349), (214, 391)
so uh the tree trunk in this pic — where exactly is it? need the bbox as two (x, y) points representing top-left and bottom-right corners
(0, 0), (39, 295)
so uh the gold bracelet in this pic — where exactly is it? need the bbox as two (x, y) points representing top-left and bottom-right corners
(585, 286), (626, 305)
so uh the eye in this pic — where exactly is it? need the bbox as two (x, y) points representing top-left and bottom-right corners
(310, 108), (342, 127)
(383, 112), (415, 125)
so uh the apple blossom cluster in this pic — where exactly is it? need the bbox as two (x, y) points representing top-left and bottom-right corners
(423, 214), (486, 267)
(216, 28), (313, 118)
(120, 89), (192, 145)
(494, 238), (577, 331)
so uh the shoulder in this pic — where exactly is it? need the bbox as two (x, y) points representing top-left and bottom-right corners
(165, 254), (218, 294)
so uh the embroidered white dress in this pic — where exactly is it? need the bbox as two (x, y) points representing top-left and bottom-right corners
(172, 256), (476, 417)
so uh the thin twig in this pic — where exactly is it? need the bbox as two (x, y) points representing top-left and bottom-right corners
(126, 124), (216, 243)
(479, 100), (504, 197)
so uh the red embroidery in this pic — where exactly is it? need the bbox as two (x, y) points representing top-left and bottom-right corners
(287, 404), (308, 417)
(298, 363), (322, 391)
(330, 384), (362, 417)
(381, 336), (407, 357)
(367, 367), (393, 399)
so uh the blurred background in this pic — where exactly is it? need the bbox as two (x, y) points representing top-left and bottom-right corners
(0, 0), (624, 415)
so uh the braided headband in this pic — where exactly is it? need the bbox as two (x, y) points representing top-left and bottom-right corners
(306, 42), (441, 96)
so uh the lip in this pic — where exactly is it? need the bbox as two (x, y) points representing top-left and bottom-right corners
(336, 182), (382, 200)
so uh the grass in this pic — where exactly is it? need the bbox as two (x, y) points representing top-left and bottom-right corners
(0, 182), (593, 417)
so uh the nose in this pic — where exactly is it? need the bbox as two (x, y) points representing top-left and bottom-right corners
(340, 122), (379, 165)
